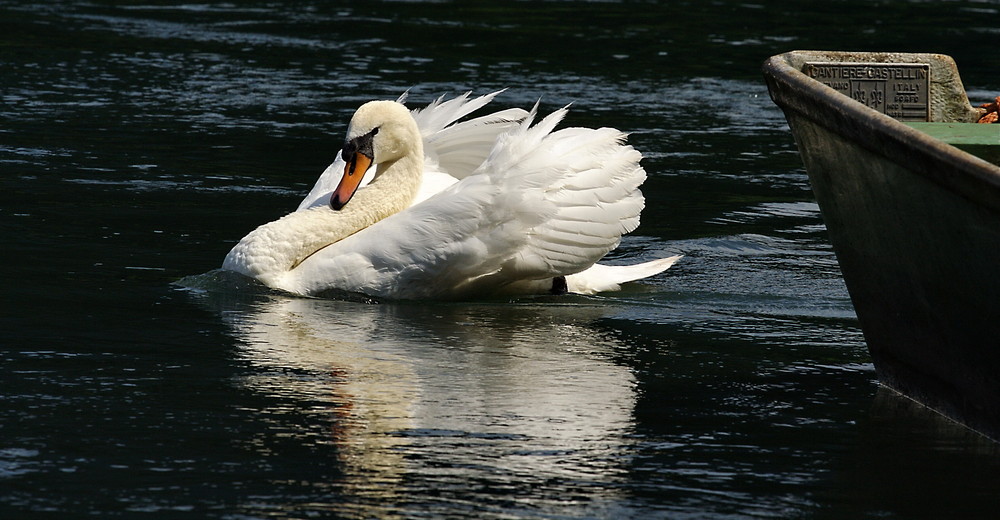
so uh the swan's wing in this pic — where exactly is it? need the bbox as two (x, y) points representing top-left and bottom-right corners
(424, 106), (529, 178)
(471, 106), (647, 281)
(297, 91), (528, 212)
(389, 105), (647, 294)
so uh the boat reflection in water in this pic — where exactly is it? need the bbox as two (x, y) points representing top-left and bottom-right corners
(191, 277), (639, 517)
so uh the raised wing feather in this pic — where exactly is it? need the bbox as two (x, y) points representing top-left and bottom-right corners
(472, 106), (646, 280)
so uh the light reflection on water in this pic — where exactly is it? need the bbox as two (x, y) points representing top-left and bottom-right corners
(197, 289), (639, 517)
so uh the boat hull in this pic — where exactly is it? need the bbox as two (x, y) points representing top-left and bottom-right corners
(763, 51), (1000, 440)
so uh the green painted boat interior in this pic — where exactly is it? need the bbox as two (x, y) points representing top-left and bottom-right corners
(905, 122), (1000, 166)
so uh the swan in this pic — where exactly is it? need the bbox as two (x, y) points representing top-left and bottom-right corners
(222, 91), (681, 299)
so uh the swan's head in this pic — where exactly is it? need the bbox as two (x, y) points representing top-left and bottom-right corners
(332, 100), (420, 210)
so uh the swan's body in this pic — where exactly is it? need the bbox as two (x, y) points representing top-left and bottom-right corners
(223, 92), (680, 299)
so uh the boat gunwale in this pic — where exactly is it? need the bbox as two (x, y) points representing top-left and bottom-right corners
(762, 51), (1000, 213)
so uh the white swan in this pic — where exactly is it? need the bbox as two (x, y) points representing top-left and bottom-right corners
(222, 91), (681, 299)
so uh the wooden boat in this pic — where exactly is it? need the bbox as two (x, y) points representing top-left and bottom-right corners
(762, 51), (1000, 440)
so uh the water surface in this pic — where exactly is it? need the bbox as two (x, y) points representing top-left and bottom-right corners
(4, 1), (1000, 518)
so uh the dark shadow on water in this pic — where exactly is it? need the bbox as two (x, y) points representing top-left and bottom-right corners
(811, 386), (1000, 519)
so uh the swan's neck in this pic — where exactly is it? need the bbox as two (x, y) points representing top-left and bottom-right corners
(224, 148), (423, 282)
(348, 150), (424, 227)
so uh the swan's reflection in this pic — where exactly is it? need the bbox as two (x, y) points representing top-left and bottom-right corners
(202, 285), (639, 515)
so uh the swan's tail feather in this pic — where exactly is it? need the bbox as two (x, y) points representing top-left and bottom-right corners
(566, 255), (682, 294)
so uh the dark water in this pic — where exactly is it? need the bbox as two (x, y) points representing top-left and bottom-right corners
(4, 1), (1000, 518)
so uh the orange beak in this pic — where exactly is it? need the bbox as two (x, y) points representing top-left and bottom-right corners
(331, 150), (372, 210)
(331, 127), (379, 210)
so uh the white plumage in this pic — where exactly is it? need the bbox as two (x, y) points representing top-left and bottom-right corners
(223, 91), (680, 299)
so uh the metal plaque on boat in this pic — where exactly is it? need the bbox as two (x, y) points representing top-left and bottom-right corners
(803, 62), (930, 121)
